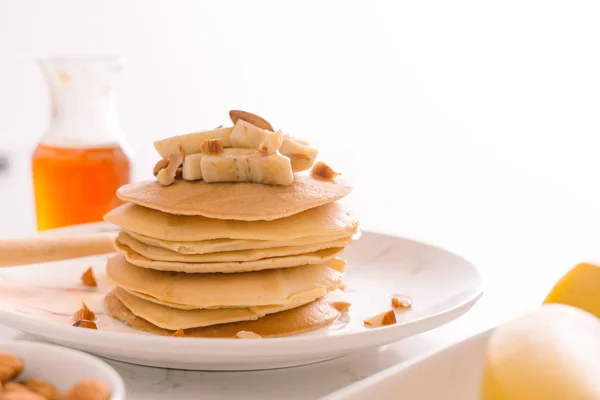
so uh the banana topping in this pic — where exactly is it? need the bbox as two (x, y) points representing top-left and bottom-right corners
(152, 110), (321, 186)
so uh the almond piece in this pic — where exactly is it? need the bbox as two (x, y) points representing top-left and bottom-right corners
(1, 391), (46, 400)
(63, 379), (111, 400)
(72, 320), (97, 330)
(332, 301), (352, 313)
(391, 294), (412, 309)
(229, 110), (274, 131)
(72, 302), (96, 322)
(363, 309), (397, 328)
(172, 328), (185, 337)
(311, 161), (341, 181)
(3, 382), (29, 392)
(152, 158), (170, 176)
(0, 353), (24, 382)
(80, 267), (97, 287)
(200, 138), (224, 155)
(234, 331), (262, 339)
(22, 379), (62, 400)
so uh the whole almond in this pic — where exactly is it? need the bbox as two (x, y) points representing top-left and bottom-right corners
(229, 110), (274, 131)
(3, 382), (29, 392)
(22, 379), (61, 400)
(0, 391), (46, 400)
(0, 353), (24, 382)
(63, 379), (110, 400)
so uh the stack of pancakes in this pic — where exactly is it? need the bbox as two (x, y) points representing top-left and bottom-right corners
(103, 175), (359, 338)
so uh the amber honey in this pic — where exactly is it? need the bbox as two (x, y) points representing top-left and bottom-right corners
(32, 143), (130, 231)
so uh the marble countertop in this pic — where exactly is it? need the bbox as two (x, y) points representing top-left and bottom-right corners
(1, 143), (597, 399)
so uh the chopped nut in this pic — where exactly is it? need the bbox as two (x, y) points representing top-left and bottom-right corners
(234, 331), (262, 339)
(63, 378), (111, 400)
(152, 158), (170, 176)
(338, 282), (347, 291)
(229, 110), (273, 131)
(258, 130), (284, 155)
(3, 381), (29, 392)
(22, 379), (61, 400)
(391, 294), (412, 309)
(201, 138), (224, 155)
(311, 161), (341, 181)
(0, 353), (24, 382)
(72, 302), (96, 322)
(172, 328), (185, 337)
(80, 267), (97, 287)
(332, 301), (352, 313)
(156, 145), (185, 186)
(363, 310), (397, 328)
(72, 320), (97, 330)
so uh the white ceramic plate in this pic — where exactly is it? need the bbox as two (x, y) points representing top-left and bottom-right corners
(0, 223), (483, 371)
(322, 328), (492, 400)
(0, 340), (126, 399)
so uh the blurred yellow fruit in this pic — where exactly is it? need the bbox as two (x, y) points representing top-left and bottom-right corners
(543, 261), (600, 317)
(480, 304), (600, 400)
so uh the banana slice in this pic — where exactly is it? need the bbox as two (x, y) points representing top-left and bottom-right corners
(259, 130), (284, 155)
(154, 122), (317, 172)
(181, 149), (293, 185)
(154, 126), (234, 158)
(280, 138), (318, 172)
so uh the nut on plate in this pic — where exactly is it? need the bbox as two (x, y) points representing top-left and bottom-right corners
(363, 309), (397, 328)
(332, 301), (352, 313)
(200, 138), (224, 155)
(3, 381), (29, 392)
(72, 302), (96, 322)
(229, 110), (274, 131)
(391, 294), (412, 309)
(72, 320), (97, 330)
(63, 378), (111, 400)
(80, 267), (97, 287)
(0, 353), (24, 382)
(311, 161), (341, 181)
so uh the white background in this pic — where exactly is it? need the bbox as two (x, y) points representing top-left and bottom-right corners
(2, 2), (600, 397)
(2, 0), (600, 297)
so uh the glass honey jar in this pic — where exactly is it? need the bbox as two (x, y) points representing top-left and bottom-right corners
(32, 56), (132, 231)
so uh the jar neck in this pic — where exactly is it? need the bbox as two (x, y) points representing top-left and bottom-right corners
(40, 57), (125, 147)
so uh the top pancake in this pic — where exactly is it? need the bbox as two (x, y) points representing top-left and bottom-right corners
(116, 175), (352, 220)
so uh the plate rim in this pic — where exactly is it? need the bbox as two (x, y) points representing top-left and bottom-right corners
(0, 223), (484, 360)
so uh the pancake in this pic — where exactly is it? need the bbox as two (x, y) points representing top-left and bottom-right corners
(114, 241), (344, 273)
(105, 289), (342, 338)
(115, 287), (319, 329)
(104, 201), (358, 242)
(116, 231), (354, 263)
(126, 230), (356, 255)
(106, 254), (345, 309)
(115, 175), (352, 220)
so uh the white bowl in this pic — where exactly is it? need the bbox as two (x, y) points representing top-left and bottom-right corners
(0, 340), (126, 399)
